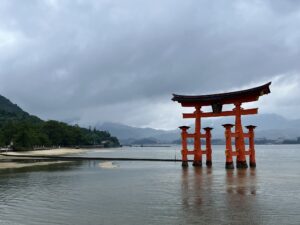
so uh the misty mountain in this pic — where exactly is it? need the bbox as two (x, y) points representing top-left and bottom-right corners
(98, 114), (300, 144)
(96, 122), (179, 144)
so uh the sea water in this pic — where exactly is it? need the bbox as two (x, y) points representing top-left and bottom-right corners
(0, 145), (299, 225)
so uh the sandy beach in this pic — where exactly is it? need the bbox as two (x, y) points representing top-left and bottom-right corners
(0, 148), (86, 170)
(3, 148), (86, 156)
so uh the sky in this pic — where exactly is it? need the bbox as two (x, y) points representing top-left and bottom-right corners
(0, 0), (300, 130)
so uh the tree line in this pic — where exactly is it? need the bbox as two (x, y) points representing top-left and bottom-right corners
(0, 111), (119, 150)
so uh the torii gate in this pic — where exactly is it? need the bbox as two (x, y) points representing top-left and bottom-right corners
(172, 82), (271, 169)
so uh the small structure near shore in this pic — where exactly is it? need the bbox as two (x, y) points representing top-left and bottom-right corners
(172, 82), (271, 169)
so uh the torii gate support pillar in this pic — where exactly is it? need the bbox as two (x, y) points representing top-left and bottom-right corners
(204, 127), (213, 167)
(223, 124), (234, 169)
(179, 126), (190, 167)
(246, 125), (256, 168)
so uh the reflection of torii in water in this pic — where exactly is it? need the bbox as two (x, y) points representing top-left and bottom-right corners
(172, 82), (271, 169)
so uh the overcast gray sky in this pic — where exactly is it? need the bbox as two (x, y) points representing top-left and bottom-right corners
(0, 0), (300, 129)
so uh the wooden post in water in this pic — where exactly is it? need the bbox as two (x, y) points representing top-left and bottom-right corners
(179, 126), (190, 167)
(193, 107), (202, 167)
(223, 124), (234, 169)
(246, 125), (256, 168)
(204, 127), (213, 167)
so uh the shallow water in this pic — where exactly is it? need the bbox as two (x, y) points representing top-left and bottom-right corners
(0, 145), (300, 225)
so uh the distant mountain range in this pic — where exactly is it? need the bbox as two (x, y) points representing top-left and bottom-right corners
(97, 114), (300, 144)
(96, 122), (178, 144)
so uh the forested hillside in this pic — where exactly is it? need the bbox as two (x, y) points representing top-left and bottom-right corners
(0, 95), (119, 150)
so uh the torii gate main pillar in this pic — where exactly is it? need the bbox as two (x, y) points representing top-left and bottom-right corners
(234, 103), (248, 168)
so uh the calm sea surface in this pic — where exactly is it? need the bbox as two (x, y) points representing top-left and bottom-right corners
(0, 145), (300, 225)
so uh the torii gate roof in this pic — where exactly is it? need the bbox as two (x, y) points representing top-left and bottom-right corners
(172, 82), (271, 107)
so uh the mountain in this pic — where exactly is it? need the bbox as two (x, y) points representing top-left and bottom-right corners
(0, 95), (26, 116)
(96, 122), (179, 144)
(0, 95), (120, 149)
(197, 114), (300, 139)
(98, 114), (300, 144)
(0, 95), (42, 124)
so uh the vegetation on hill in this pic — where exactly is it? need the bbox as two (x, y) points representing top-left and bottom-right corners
(0, 95), (120, 150)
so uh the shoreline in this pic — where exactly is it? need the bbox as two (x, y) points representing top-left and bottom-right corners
(0, 148), (88, 170)
(4, 148), (87, 156)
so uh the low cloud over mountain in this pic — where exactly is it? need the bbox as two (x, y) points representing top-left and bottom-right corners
(98, 114), (300, 144)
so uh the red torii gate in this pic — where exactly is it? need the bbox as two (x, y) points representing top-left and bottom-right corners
(172, 82), (271, 169)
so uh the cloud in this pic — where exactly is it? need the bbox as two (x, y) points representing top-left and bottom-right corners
(258, 74), (300, 119)
(0, 0), (300, 129)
